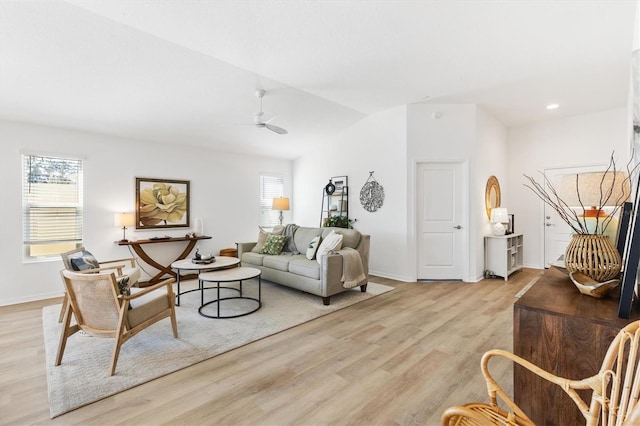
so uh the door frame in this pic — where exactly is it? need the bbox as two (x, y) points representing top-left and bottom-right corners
(409, 159), (470, 282)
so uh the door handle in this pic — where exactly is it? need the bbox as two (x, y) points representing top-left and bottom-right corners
(453, 225), (462, 229)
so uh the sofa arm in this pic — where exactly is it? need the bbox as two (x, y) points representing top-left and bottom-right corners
(236, 242), (256, 259)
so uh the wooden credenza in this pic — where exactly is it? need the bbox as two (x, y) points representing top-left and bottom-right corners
(513, 267), (640, 425)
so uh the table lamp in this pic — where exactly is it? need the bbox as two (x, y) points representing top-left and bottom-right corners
(491, 207), (509, 236)
(114, 212), (135, 242)
(272, 197), (290, 226)
(557, 171), (630, 240)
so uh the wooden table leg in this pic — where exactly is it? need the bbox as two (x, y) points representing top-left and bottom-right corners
(134, 239), (199, 286)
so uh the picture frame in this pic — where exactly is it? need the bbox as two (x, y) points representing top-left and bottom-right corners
(135, 177), (190, 230)
(332, 176), (348, 194)
(616, 202), (633, 257)
(507, 214), (515, 235)
(618, 177), (640, 319)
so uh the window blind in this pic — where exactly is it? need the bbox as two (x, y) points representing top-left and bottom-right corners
(22, 155), (83, 258)
(259, 174), (283, 228)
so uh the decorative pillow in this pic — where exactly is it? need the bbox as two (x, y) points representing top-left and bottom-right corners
(117, 275), (131, 296)
(316, 231), (343, 264)
(69, 250), (100, 271)
(306, 235), (322, 260)
(251, 225), (285, 253)
(117, 275), (133, 310)
(260, 234), (288, 255)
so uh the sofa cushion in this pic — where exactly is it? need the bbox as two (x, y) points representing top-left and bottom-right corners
(289, 258), (321, 280)
(263, 255), (296, 272)
(316, 230), (343, 264)
(260, 234), (288, 255)
(251, 225), (284, 253)
(241, 252), (265, 266)
(293, 227), (323, 255)
(322, 227), (361, 249)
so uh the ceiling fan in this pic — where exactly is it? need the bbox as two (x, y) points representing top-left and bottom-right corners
(248, 90), (288, 135)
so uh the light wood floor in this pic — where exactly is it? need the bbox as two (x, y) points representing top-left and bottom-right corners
(1, 268), (542, 425)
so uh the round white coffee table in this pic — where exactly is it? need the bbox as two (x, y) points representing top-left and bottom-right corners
(171, 257), (240, 306)
(198, 267), (262, 319)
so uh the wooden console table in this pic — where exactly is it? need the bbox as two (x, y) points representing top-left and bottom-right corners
(513, 267), (639, 425)
(117, 235), (212, 285)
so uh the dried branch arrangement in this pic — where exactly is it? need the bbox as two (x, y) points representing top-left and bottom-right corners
(523, 153), (638, 235)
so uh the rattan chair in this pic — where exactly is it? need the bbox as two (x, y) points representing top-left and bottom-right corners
(442, 320), (640, 426)
(56, 269), (178, 376)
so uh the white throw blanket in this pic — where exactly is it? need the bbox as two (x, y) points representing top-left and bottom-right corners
(335, 247), (367, 289)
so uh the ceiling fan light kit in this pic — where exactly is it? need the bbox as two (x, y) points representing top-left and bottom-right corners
(251, 90), (288, 135)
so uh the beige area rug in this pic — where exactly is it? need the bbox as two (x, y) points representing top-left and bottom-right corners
(42, 279), (394, 418)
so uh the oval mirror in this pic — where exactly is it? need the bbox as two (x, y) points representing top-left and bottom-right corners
(485, 176), (501, 219)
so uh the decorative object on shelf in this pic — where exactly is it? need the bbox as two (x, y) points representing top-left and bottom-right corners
(324, 179), (335, 195)
(136, 177), (190, 229)
(485, 175), (501, 219)
(323, 215), (355, 229)
(192, 247), (215, 264)
(490, 207), (509, 236)
(193, 217), (204, 236)
(272, 197), (290, 225)
(507, 214), (515, 234)
(360, 171), (385, 212)
(114, 212), (135, 242)
(524, 153), (634, 283)
(565, 234), (622, 282)
(569, 271), (620, 298)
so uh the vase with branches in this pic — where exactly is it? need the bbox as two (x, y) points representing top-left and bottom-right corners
(523, 153), (637, 282)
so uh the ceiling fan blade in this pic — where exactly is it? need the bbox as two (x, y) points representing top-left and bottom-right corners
(265, 124), (288, 135)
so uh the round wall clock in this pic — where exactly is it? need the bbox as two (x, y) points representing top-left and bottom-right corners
(360, 172), (384, 212)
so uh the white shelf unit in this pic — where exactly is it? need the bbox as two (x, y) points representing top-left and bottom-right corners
(484, 233), (524, 281)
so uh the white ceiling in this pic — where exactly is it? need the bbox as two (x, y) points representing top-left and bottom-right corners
(0, 0), (636, 159)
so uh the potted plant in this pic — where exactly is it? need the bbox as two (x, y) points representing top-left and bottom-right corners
(323, 215), (354, 229)
(523, 154), (635, 282)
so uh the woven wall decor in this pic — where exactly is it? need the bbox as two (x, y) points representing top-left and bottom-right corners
(360, 171), (385, 212)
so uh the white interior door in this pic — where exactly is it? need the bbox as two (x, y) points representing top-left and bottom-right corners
(543, 164), (606, 266)
(417, 162), (465, 280)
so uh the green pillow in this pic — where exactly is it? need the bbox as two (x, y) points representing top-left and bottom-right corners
(260, 234), (288, 255)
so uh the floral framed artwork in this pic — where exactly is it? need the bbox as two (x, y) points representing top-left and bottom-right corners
(135, 177), (190, 229)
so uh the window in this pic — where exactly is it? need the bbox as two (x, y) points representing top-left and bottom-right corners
(22, 154), (83, 260)
(259, 173), (284, 228)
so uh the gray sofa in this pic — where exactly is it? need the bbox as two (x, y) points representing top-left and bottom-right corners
(237, 226), (370, 305)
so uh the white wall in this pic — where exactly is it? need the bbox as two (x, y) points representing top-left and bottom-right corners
(407, 103), (506, 282)
(475, 108), (508, 279)
(293, 106), (411, 281)
(507, 108), (630, 269)
(0, 121), (291, 305)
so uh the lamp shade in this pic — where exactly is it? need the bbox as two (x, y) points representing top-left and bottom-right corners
(557, 171), (630, 207)
(114, 212), (135, 227)
(490, 207), (509, 223)
(272, 197), (290, 211)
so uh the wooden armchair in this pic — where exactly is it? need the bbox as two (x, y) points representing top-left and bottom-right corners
(56, 269), (178, 376)
(60, 247), (141, 284)
(59, 247), (142, 322)
(442, 320), (640, 426)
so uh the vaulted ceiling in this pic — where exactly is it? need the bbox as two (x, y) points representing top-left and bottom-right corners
(0, 1), (636, 159)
